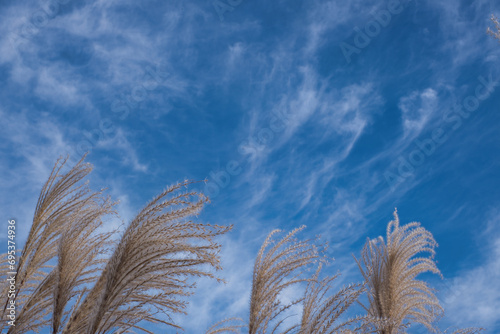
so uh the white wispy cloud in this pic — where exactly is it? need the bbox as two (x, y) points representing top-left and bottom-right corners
(0, 110), (73, 185)
(428, 0), (499, 67)
(176, 232), (255, 332)
(97, 128), (149, 172)
(441, 212), (500, 331)
(398, 88), (438, 138)
(0, 110), (80, 246)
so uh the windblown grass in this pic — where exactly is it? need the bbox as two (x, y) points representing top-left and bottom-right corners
(1, 156), (115, 334)
(61, 182), (231, 333)
(487, 15), (500, 42)
(205, 318), (245, 334)
(248, 226), (323, 334)
(0, 157), (486, 333)
(0, 156), (232, 334)
(355, 210), (443, 333)
(296, 264), (366, 334)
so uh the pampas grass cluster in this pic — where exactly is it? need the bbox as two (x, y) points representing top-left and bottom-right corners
(355, 210), (443, 333)
(0, 157), (485, 333)
(0, 157), (230, 334)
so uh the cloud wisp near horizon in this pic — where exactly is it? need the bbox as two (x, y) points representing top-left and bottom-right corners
(0, 0), (499, 332)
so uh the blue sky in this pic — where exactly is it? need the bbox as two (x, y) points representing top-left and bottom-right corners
(1, 0), (500, 332)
